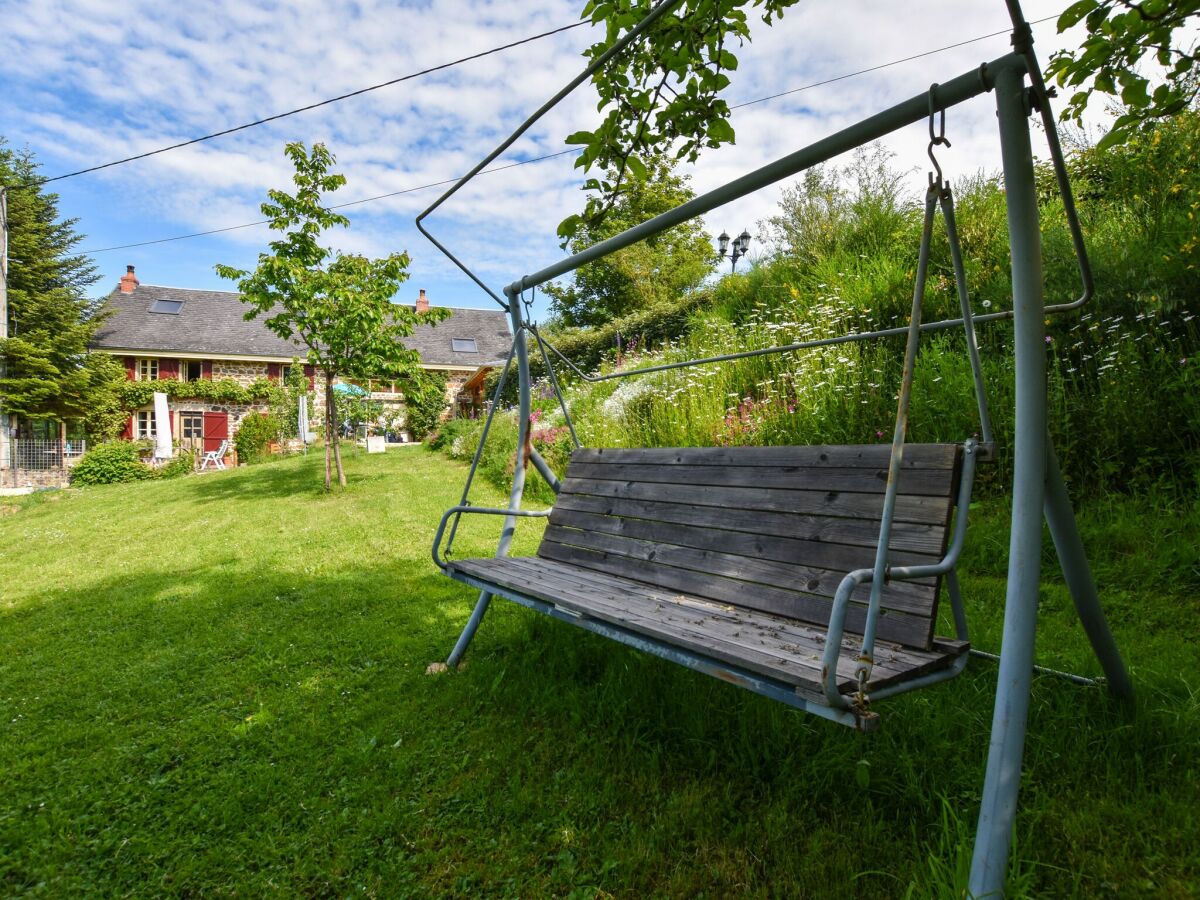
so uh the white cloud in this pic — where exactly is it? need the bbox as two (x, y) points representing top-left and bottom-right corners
(0, 0), (1105, 313)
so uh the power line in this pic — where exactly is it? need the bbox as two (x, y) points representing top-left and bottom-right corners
(20, 21), (587, 189)
(729, 13), (1057, 110)
(79, 16), (1058, 256)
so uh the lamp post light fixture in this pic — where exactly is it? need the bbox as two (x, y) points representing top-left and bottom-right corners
(718, 228), (753, 272)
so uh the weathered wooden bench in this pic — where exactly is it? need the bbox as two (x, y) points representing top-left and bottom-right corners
(437, 443), (972, 730)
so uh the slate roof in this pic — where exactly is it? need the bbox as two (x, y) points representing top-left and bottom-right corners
(91, 283), (511, 369)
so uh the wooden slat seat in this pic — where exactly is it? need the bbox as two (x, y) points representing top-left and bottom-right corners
(450, 556), (967, 695)
(445, 443), (969, 704)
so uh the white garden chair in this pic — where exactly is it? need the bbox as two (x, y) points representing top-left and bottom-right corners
(199, 440), (230, 471)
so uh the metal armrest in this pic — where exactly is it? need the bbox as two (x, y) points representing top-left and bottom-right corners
(432, 505), (552, 571)
(820, 440), (979, 708)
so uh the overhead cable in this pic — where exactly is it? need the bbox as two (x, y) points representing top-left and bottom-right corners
(78, 14), (1058, 255)
(17, 21), (586, 188)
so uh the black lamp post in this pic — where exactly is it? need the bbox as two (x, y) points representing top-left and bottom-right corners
(717, 228), (752, 272)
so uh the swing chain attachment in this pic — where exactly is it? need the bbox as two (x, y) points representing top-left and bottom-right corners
(927, 83), (951, 188)
(854, 656), (872, 712)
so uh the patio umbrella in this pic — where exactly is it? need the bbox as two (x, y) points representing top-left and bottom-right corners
(298, 395), (309, 447)
(153, 392), (173, 460)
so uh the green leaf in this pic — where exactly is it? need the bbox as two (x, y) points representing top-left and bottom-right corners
(625, 155), (648, 182)
(1058, 0), (1098, 29)
(707, 117), (736, 145)
(564, 130), (594, 146)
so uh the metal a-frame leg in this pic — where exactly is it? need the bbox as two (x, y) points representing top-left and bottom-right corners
(966, 63), (1050, 899)
(968, 64), (1133, 897)
(1043, 436), (1134, 700)
(441, 289), (533, 670)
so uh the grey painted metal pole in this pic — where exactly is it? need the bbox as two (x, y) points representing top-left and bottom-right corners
(445, 292), (533, 668)
(1043, 435), (1134, 700)
(968, 65), (1047, 898)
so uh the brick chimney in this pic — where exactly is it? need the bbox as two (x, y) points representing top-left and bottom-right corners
(415, 288), (429, 313)
(118, 265), (139, 294)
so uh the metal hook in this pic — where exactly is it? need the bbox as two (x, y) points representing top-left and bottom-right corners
(522, 285), (537, 324)
(927, 83), (952, 188)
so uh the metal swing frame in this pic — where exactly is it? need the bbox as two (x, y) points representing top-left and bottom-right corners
(417, 1), (1134, 894)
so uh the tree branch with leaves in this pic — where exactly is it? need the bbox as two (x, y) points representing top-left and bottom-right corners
(1048, 0), (1200, 147)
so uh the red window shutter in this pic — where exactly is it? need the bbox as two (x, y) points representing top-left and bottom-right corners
(267, 363), (282, 381)
(124, 356), (136, 380)
(159, 358), (180, 380)
(122, 415), (134, 440)
(201, 361), (213, 380)
(303, 365), (315, 388)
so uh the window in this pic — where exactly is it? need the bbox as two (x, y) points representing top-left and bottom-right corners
(180, 412), (203, 448)
(183, 360), (203, 382)
(149, 298), (184, 314)
(281, 365), (292, 382)
(138, 358), (159, 381)
(136, 410), (156, 440)
(29, 419), (58, 440)
(451, 338), (478, 353)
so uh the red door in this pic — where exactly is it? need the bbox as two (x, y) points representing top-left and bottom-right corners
(202, 412), (229, 452)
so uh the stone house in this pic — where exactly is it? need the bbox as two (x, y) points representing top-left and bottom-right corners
(90, 266), (511, 452)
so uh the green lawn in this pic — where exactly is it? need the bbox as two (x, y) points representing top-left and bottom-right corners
(1, 449), (1197, 897)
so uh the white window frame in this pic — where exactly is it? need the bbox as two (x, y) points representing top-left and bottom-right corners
(138, 358), (159, 381)
(182, 360), (203, 382)
(451, 338), (478, 353)
(135, 410), (157, 440)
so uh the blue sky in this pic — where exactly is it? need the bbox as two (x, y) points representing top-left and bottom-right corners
(1, 0), (1086, 319)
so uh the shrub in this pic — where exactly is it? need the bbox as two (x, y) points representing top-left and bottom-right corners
(234, 412), (282, 465)
(71, 442), (154, 486)
(155, 450), (196, 480)
(403, 370), (449, 440)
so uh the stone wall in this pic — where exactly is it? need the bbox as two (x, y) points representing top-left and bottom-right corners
(1, 467), (70, 490)
(211, 361), (269, 386)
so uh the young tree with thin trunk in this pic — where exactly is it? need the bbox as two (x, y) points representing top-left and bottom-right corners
(216, 142), (445, 490)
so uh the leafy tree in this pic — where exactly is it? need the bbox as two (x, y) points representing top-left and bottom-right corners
(400, 369), (449, 440)
(0, 140), (105, 429)
(216, 142), (446, 490)
(79, 353), (132, 442)
(268, 361), (314, 441)
(545, 156), (714, 327)
(562, 0), (798, 239)
(1049, 0), (1200, 147)
(565, 0), (1197, 236)
(760, 146), (913, 266)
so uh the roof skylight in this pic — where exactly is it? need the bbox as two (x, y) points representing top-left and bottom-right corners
(149, 298), (184, 315)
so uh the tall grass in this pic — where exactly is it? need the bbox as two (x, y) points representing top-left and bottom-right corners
(435, 116), (1200, 500)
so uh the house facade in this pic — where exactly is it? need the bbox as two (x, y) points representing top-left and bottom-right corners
(90, 266), (511, 451)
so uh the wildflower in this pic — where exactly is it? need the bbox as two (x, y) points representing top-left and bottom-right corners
(1045, 335), (1053, 344)
(1182, 358), (1189, 366)
(981, 300), (992, 309)
(875, 429), (884, 438)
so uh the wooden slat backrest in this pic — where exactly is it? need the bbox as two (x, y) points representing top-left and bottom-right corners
(539, 444), (962, 650)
